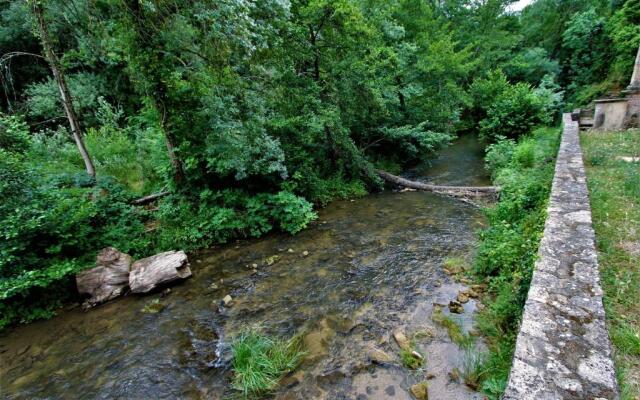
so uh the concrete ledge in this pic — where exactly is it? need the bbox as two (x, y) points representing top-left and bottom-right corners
(503, 114), (619, 400)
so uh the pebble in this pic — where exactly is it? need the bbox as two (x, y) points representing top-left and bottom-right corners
(222, 295), (233, 306)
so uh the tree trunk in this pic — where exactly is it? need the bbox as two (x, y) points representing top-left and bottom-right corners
(32, 2), (95, 178)
(376, 170), (500, 198)
(126, 0), (185, 185)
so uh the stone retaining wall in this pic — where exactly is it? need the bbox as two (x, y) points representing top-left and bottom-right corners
(503, 114), (619, 399)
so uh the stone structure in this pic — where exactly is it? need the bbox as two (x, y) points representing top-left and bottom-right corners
(587, 43), (640, 130)
(593, 98), (628, 130)
(626, 43), (640, 92)
(503, 115), (619, 400)
(622, 44), (640, 128)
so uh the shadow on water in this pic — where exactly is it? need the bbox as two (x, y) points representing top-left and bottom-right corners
(0, 136), (490, 400)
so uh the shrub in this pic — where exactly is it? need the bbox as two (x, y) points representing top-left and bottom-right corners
(0, 143), (150, 328)
(485, 139), (516, 178)
(269, 191), (317, 234)
(479, 83), (551, 142)
(0, 114), (31, 154)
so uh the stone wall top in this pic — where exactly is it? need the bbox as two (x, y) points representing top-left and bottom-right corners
(503, 114), (619, 399)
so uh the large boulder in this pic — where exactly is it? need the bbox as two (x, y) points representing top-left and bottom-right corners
(76, 247), (132, 308)
(129, 250), (191, 293)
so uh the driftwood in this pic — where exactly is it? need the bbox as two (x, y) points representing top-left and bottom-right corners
(129, 251), (192, 293)
(76, 247), (132, 308)
(131, 191), (170, 206)
(377, 170), (500, 199)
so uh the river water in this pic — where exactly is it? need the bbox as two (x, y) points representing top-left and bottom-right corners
(0, 136), (489, 400)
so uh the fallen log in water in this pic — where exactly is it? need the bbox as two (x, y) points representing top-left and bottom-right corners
(377, 170), (500, 199)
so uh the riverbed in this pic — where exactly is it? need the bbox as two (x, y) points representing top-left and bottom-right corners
(0, 136), (490, 400)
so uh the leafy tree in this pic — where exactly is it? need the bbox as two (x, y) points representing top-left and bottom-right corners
(606, 0), (640, 84)
(561, 8), (611, 97)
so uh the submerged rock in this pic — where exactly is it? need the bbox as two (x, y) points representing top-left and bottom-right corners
(141, 298), (165, 314)
(393, 331), (411, 351)
(76, 247), (132, 308)
(448, 301), (464, 314)
(410, 382), (429, 400)
(129, 251), (191, 293)
(222, 294), (233, 306)
(456, 292), (470, 304)
(367, 347), (393, 364)
(264, 255), (280, 266)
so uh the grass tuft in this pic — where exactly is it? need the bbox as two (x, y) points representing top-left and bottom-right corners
(432, 307), (475, 349)
(231, 330), (305, 398)
(399, 347), (424, 370)
(461, 348), (487, 391)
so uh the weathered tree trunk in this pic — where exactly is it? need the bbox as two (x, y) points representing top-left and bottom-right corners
(32, 2), (95, 178)
(126, 0), (185, 185)
(76, 247), (132, 308)
(129, 251), (191, 293)
(377, 170), (500, 198)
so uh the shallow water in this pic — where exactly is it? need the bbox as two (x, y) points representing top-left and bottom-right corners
(0, 136), (489, 400)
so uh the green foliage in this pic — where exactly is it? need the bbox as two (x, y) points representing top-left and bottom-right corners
(607, 0), (640, 85)
(231, 330), (305, 398)
(0, 114), (31, 153)
(479, 83), (553, 142)
(474, 127), (560, 397)
(155, 190), (317, 251)
(562, 8), (611, 101)
(484, 139), (516, 177)
(503, 47), (560, 86)
(25, 72), (109, 126)
(269, 191), (317, 234)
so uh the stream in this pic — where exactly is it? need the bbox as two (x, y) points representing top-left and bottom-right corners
(0, 135), (490, 400)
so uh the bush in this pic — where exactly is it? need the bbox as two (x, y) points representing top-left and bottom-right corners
(484, 139), (516, 178)
(0, 122), (152, 328)
(155, 189), (317, 251)
(479, 83), (551, 142)
(0, 114), (31, 154)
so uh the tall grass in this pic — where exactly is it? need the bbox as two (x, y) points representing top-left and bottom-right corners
(581, 129), (640, 399)
(231, 330), (305, 398)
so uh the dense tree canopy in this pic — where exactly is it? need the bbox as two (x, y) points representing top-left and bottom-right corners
(0, 0), (638, 328)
